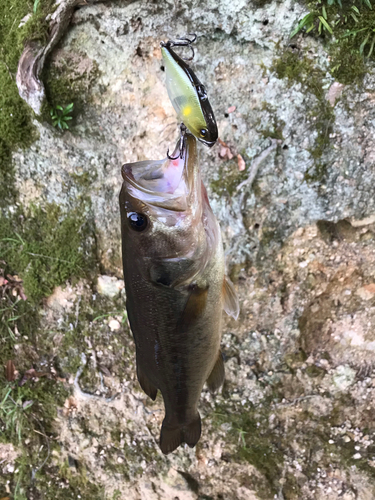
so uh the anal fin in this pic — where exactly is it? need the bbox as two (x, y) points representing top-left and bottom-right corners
(136, 361), (158, 401)
(206, 351), (225, 393)
(159, 412), (201, 454)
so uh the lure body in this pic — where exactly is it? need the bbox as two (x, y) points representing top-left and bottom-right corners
(119, 133), (238, 454)
(161, 41), (218, 147)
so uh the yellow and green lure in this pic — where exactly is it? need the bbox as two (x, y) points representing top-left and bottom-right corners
(161, 36), (218, 148)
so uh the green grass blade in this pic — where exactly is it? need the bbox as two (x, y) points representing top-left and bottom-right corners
(64, 103), (74, 113)
(0, 388), (12, 407)
(0, 237), (21, 244)
(319, 16), (333, 34)
(360, 32), (371, 54)
(290, 13), (314, 38)
(306, 24), (315, 34)
(33, 0), (40, 14)
(367, 36), (375, 57)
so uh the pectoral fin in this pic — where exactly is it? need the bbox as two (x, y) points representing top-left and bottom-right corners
(206, 351), (225, 393)
(136, 359), (158, 401)
(222, 275), (240, 320)
(179, 285), (208, 330)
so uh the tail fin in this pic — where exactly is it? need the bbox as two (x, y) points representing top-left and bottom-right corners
(159, 413), (201, 454)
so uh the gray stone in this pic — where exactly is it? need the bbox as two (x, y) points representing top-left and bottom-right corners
(7, 1), (375, 499)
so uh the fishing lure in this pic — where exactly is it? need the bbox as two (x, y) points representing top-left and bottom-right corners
(161, 34), (218, 153)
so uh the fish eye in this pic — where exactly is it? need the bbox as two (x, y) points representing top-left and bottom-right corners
(200, 129), (207, 137)
(128, 212), (148, 232)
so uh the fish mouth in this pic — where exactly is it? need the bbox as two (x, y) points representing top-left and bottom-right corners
(121, 134), (199, 213)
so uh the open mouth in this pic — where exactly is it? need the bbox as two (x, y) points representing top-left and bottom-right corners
(121, 134), (199, 216)
(121, 141), (189, 212)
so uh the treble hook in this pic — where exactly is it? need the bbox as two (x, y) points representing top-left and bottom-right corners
(161, 33), (197, 61)
(167, 124), (187, 160)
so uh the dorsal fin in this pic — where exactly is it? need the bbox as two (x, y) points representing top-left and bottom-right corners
(222, 276), (240, 320)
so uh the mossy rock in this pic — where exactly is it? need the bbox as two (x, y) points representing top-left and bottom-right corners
(0, 202), (98, 303)
(0, 0), (58, 206)
(270, 48), (335, 182)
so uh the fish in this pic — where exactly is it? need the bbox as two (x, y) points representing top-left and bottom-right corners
(119, 131), (239, 454)
(161, 37), (218, 147)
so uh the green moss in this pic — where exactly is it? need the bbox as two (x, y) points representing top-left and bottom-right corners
(271, 49), (334, 182)
(329, 39), (367, 84)
(284, 348), (308, 371)
(0, 0), (57, 207)
(211, 401), (284, 498)
(0, 203), (97, 303)
(0, 380), (69, 445)
(258, 120), (285, 142)
(0, 65), (36, 207)
(0, 0), (55, 71)
(292, 0), (375, 84)
(257, 103), (285, 142)
(305, 364), (326, 378)
(0, 200), (99, 401)
(210, 159), (248, 196)
(274, 1), (375, 180)
(41, 54), (100, 126)
(71, 170), (97, 188)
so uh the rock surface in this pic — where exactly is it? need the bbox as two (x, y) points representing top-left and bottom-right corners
(3, 0), (375, 499)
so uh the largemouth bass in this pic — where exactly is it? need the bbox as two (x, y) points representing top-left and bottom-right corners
(119, 132), (239, 454)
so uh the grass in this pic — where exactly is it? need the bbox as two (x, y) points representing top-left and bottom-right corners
(50, 103), (74, 130)
(0, 387), (34, 443)
(291, 0), (375, 84)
